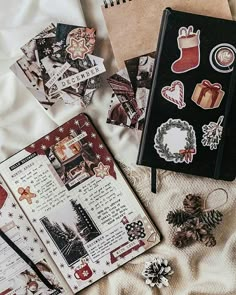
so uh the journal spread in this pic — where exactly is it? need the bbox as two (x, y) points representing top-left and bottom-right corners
(0, 113), (160, 294)
(137, 9), (236, 181)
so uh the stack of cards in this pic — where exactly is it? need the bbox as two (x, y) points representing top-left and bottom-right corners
(11, 23), (106, 110)
(107, 52), (155, 130)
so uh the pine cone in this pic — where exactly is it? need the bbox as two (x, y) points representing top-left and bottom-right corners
(142, 257), (174, 288)
(199, 210), (223, 229)
(201, 234), (216, 247)
(183, 194), (203, 215)
(166, 210), (191, 227)
(172, 230), (194, 248)
(183, 218), (211, 242)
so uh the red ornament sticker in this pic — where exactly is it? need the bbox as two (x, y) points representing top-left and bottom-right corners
(191, 80), (225, 110)
(161, 80), (186, 109)
(171, 26), (200, 74)
(18, 186), (36, 205)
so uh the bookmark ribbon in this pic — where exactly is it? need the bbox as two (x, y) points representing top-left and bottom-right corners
(0, 229), (57, 291)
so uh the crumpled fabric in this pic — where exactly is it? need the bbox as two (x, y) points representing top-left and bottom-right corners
(1, 0), (236, 294)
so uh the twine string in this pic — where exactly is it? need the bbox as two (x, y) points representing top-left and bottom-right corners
(203, 188), (228, 212)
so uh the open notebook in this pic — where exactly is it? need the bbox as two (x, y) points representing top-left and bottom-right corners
(0, 113), (160, 294)
(102, 0), (232, 69)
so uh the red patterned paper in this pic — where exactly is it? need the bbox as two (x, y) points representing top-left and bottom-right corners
(25, 113), (116, 179)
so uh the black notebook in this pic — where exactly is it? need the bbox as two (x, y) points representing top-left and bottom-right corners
(137, 8), (236, 183)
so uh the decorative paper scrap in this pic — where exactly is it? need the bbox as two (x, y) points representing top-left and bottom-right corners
(201, 116), (224, 150)
(209, 43), (236, 73)
(171, 25), (200, 74)
(191, 80), (225, 110)
(125, 52), (155, 94)
(56, 24), (96, 55)
(107, 52), (155, 131)
(106, 93), (134, 128)
(10, 23), (105, 110)
(107, 69), (144, 130)
(161, 80), (186, 109)
(154, 119), (197, 164)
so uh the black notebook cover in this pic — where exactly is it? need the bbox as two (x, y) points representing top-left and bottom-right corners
(137, 8), (236, 181)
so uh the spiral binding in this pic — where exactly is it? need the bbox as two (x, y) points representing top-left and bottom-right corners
(104, 0), (132, 8)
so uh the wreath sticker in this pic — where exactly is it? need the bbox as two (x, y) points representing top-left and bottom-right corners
(154, 119), (197, 164)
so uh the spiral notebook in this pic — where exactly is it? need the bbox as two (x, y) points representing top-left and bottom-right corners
(102, 0), (232, 69)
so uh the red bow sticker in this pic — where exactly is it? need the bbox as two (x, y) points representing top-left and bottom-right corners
(179, 149), (196, 164)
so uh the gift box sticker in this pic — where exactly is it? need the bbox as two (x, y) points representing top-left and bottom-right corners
(191, 80), (225, 110)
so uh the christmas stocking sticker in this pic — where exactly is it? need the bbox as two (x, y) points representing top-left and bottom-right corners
(171, 26), (200, 74)
(201, 116), (224, 150)
(161, 80), (186, 109)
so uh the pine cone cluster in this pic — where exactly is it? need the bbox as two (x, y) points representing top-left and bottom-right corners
(167, 194), (223, 248)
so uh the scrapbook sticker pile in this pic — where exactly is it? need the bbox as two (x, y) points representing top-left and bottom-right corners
(10, 23), (106, 110)
(107, 52), (155, 130)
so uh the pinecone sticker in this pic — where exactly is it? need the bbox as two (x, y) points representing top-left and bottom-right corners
(142, 257), (174, 288)
(167, 193), (224, 248)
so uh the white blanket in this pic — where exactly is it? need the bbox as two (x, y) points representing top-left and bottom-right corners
(1, 0), (236, 294)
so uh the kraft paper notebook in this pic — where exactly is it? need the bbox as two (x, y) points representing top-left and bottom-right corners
(0, 113), (160, 294)
(137, 9), (236, 188)
(102, 0), (232, 69)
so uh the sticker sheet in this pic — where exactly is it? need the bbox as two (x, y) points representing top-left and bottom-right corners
(0, 114), (160, 293)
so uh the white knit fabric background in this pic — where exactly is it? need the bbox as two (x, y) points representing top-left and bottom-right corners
(1, 0), (236, 294)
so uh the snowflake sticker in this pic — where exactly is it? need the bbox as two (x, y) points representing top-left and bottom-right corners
(94, 162), (110, 179)
(66, 37), (89, 60)
(201, 116), (224, 150)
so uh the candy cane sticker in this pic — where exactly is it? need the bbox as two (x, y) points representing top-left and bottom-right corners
(161, 80), (186, 109)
